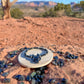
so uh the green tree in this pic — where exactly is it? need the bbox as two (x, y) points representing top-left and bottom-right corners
(42, 8), (56, 17)
(54, 3), (61, 11)
(80, 1), (84, 10)
(54, 3), (65, 11)
(42, 3), (72, 17)
(10, 8), (24, 19)
(64, 4), (72, 16)
(61, 3), (65, 10)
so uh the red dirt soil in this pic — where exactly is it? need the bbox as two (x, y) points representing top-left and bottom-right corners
(0, 16), (84, 84)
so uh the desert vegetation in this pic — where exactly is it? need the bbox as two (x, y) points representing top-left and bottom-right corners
(11, 8), (24, 19)
(42, 1), (84, 18)
(0, 7), (24, 19)
(41, 3), (71, 17)
(1, 0), (17, 19)
(0, 1), (84, 19)
(0, 5), (48, 19)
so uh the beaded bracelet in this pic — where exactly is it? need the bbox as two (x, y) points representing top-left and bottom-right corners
(25, 47), (48, 63)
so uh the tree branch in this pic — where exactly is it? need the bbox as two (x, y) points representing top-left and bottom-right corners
(9, 0), (17, 7)
(1, 0), (7, 7)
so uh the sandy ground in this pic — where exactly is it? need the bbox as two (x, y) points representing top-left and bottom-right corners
(0, 16), (84, 84)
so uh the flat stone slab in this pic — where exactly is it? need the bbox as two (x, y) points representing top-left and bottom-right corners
(18, 47), (53, 68)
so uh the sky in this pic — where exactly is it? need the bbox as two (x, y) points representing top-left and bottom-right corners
(16, 0), (84, 4)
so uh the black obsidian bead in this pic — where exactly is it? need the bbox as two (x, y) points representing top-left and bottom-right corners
(56, 51), (61, 54)
(14, 75), (25, 81)
(3, 78), (10, 83)
(53, 56), (58, 60)
(26, 75), (32, 81)
(4, 64), (8, 68)
(74, 56), (78, 59)
(32, 56), (41, 63)
(49, 79), (55, 83)
(57, 59), (64, 67)
(0, 68), (3, 73)
(61, 78), (67, 84)
(2, 72), (9, 77)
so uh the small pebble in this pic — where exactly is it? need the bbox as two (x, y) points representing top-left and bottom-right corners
(65, 52), (70, 55)
(9, 50), (18, 55)
(35, 76), (42, 83)
(14, 75), (25, 81)
(8, 63), (14, 66)
(24, 47), (27, 49)
(65, 52), (78, 60)
(31, 72), (36, 78)
(40, 74), (45, 79)
(64, 59), (70, 62)
(57, 59), (64, 67)
(0, 68), (3, 73)
(74, 56), (78, 59)
(0, 60), (6, 68)
(53, 56), (58, 60)
(20, 82), (24, 84)
(57, 51), (63, 55)
(26, 75), (32, 81)
(33, 74), (43, 83)
(0, 65), (4, 68)
(36, 70), (41, 75)
(2, 72), (9, 77)
(61, 78), (68, 84)
(41, 70), (45, 74)
(39, 67), (45, 71)
(3, 78), (10, 83)
(31, 79), (37, 84)
(56, 51), (61, 54)
(52, 61), (58, 66)
(49, 79), (55, 83)
(9, 54), (15, 58)
(44, 66), (48, 70)
(20, 47), (27, 51)
(0, 60), (5, 64)
(36, 74), (43, 79)
(4, 64), (8, 68)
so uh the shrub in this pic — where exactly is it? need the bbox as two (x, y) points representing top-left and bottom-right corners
(10, 8), (24, 19)
(41, 3), (72, 17)
(0, 8), (3, 19)
(56, 10), (66, 17)
(65, 4), (72, 16)
(54, 3), (65, 11)
(42, 8), (57, 17)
